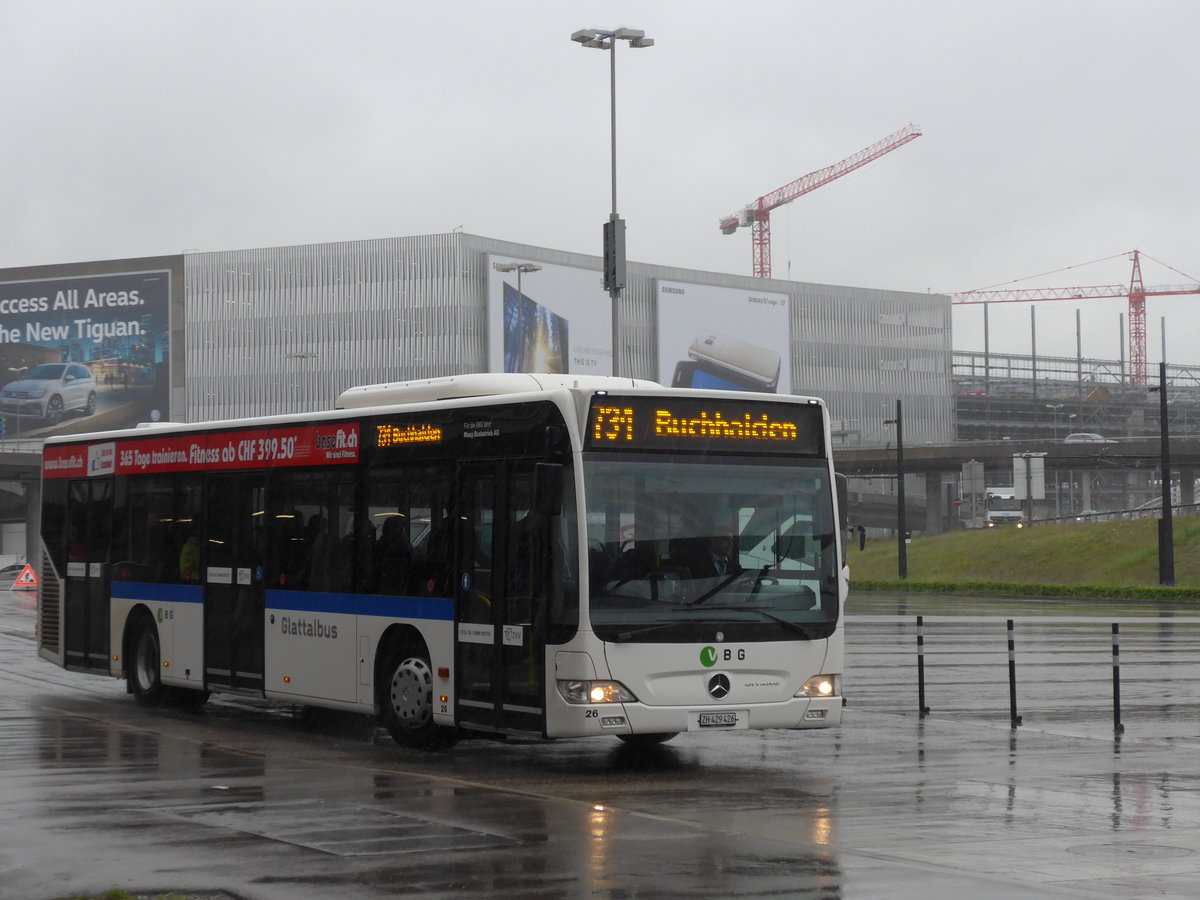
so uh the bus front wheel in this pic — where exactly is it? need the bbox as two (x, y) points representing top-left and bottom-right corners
(380, 647), (451, 749)
(127, 615), (166, 707)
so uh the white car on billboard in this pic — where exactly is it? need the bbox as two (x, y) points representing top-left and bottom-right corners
(1, 363), (98, 425)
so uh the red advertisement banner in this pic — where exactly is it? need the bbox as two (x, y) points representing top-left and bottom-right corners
(43, 422), (360, 478)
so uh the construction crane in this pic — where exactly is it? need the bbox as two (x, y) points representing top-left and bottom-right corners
(719, 123), (922, 278)
(952, 250), (1200, 385)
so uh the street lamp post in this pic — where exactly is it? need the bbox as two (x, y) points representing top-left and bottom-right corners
(1046, 403), (1064, 516)
(492, 261), (542, 308)
(493, 262), (542, 371)
(885, 399), (907, 579)
(570, 26), (654, 377)
(1045, 403), (1063, 440)
(1150, 361), (1175, 585)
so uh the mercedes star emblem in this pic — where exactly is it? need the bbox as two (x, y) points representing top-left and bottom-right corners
(707, 673), (731, 699)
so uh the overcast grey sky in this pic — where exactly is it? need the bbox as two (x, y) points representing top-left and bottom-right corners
(5, 1), (1199, 365)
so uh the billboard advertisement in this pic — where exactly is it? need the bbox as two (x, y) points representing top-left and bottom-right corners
(487, 257), (612, 375)
(657, 280), (792, 394)
(0, 270), (171, 439)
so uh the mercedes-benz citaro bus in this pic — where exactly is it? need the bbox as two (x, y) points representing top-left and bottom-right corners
(37, 374), (845, 749)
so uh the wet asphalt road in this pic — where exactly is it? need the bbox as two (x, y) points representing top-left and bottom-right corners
(1, 589), (1198, 900)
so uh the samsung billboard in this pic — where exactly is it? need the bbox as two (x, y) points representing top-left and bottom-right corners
(657, 280), (792, 394)
(0, 269), (171, 439)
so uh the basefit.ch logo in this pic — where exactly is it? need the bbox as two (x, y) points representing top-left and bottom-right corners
(700, 646), (719, 667)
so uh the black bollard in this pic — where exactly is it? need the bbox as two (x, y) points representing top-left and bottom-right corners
(1112, 623), (1125, 734)
(916, 615), (930, 717)
(1007, 619), (1022, 727)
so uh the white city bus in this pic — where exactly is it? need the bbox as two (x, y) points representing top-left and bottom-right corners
(37, 374), (845, 748)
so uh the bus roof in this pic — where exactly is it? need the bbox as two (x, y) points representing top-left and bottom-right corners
(335, 373), (663, 410)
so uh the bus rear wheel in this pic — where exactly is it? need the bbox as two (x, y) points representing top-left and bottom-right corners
(128, 615), (166, 707)
(380, 647), (452, 749)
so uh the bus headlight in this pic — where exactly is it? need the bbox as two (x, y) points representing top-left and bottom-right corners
(795, 674), (840, 699)
(557, 680), (638, 705)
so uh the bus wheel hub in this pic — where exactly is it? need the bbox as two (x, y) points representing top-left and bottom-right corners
(389, 657), (433, 730)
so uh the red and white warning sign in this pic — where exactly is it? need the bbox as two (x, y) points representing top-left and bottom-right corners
(11, 565), (38, 590)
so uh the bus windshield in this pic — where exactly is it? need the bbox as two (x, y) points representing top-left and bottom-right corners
(583, 454), (839, 643)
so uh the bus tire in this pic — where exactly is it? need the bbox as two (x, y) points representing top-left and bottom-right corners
(127, 613), (167, 707)
(617, 732), (678, 747)
(379, 645), (450, 749)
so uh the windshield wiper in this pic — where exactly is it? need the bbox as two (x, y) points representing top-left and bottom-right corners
(694, 605), (814, 639)
(687, 571), (744, 607)
(614, 624), (681, 643)
(610, 620), (711, 642)
(749, 564), (770, 601)
(747, 607), (814, 638)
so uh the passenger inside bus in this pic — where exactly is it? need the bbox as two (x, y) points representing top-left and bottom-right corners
(178, 519), (202, 583)
(705, 534), (742, 578)
(414, 512), (454, 597)
(344, 512), (377, 592)
(376, 515), (414, 592)
(301, 513), (334, 590)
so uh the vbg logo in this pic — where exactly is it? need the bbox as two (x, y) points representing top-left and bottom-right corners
(700, 646), (745, 667)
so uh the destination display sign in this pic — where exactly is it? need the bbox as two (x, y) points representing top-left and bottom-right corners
(585, 395), (823, 456)
(43, 422), (361, 479)
(374, 422), (442, 447)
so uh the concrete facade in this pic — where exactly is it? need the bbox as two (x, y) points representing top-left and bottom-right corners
(181, 232), (955, 444)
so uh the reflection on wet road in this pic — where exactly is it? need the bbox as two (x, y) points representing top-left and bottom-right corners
(1, 589), (1198, 899)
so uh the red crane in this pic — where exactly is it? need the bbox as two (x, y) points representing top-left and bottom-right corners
(719, 124), (922, 278)
(952, 250), (1200, 384)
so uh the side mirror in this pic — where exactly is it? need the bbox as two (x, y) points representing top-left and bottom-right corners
(834, 472), (848, 532)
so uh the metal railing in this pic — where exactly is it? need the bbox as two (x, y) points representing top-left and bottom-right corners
(848, 612), (1200, 739)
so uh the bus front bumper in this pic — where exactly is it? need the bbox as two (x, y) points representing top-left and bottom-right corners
(545, 694), (843, 739)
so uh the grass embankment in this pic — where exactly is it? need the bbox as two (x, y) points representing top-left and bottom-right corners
(849, 515), (1200, 600)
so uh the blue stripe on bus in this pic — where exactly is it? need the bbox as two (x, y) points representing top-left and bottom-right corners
(108, 582), (453, 622)
(112, 582), (204, 603)
(267, 590), (453, 622)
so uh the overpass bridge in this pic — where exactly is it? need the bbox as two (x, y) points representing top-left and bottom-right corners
(833, 436), (1200, 533)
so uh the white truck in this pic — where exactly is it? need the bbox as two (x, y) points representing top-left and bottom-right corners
(984, 487), (1024, 527)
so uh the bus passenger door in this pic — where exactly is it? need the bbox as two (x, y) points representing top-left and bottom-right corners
(203, 474), (266, 692)
(63, 478), (113, 673)
(455, 462), (545, 736)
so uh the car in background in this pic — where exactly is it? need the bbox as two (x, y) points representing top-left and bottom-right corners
(0, 562), (31, 589)
(0, 363), (97, 425)
(1063, 432), (1106, 443)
